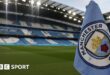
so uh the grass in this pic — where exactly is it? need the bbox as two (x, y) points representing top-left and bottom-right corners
(0, 46), (80, 75)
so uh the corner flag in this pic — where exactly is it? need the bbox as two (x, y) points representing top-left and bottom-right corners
(74, 1), (110, 75)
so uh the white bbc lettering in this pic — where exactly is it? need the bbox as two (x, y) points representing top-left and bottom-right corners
(4, 64), (10, 70)
(0, 64), (3, 70)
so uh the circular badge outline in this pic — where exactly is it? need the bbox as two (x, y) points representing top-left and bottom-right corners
(78, 21), (110, 69)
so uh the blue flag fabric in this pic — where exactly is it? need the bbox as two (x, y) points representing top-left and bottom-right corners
(74, 1), (110, 75)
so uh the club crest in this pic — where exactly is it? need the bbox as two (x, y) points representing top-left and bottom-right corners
(78, 22), (110, 68)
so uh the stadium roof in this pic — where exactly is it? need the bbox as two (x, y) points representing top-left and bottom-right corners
(43, 0), (84, 16)
(52, 0), (110, 14)
(0, 0), (110, 25)
(51, 0), (110, 23)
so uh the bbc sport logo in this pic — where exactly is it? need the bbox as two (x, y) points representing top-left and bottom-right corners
(0, 64), (10, 70)
(0, 64), (30, 70)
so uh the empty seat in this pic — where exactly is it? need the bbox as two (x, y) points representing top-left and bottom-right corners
(31, 23), (42, 28)
(25, 38), (37, 45)
(20, 21), (28, 27)
(0, 18), (12, 25)
(21, 29), (32, 35)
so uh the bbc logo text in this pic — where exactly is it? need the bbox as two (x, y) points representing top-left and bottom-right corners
(0, 64), (29, 70)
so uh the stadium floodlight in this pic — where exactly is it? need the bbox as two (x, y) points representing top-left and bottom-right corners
(44, 3), (48, 7)
(78, 20), (81, 23)
(58, 8), (60, 10)
(63, 9), (65, 12)
(22, 0), (26, 2)
(5, 0), (8, 5)
(73, 18), (77, 21)
(72, 12), (76, 16)
(36, 1), (41, 6)
(68, 10), (72, 14)
(64, 15), (67, 18)
(82, 16), (84, 19)
(107, 16), (110, 19)
(69, 16), (72, 19)
(30, 0), (34, 5)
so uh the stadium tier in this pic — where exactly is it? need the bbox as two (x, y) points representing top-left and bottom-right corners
(0, 0), (83, 46)
(0, 18), (79, 46)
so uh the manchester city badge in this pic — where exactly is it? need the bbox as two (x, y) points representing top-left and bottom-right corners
(78, 21), (110, 69)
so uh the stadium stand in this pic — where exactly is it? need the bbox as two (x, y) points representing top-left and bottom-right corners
(0, 18), (80, 46)
(0, 0), (82, 46)
(3, 2), (110, 45)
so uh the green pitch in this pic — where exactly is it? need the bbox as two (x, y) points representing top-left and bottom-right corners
(0, 46), (80, 75)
